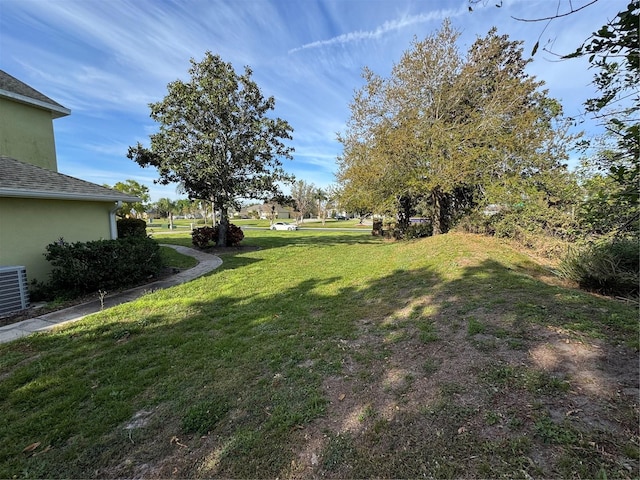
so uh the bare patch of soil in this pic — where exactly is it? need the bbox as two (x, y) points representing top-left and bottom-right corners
(284, 303), (639, 479)
(93, 237), (638, 478)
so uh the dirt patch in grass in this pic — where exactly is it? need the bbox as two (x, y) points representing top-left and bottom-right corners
(285, 303), (639, 479)
(138, 261), (639, 478)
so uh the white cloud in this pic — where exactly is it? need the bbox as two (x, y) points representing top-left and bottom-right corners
(289, 5), (466, 54)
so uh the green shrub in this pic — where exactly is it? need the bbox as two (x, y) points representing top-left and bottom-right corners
(28, 279), (55, 302)
(116, 218), (147, 238)
(386, 223), (430, 240)
(191, 226), (217, 248)
(558, 236), (639, 298)
(456, 212), (496, 235)
(191, 224), (244, 248)
(457, 203), (577, 242)
(44, 236), (163, 298)
(405, 222), (433, 239)
(372, 220), (383, 236)
(491, 205), (577, 241)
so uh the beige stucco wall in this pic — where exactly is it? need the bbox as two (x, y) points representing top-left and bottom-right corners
(0, 98), (58, 171)
(0, 197), (115, 283)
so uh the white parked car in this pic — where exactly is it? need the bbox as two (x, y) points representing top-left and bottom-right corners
(270, 222), (298, 231)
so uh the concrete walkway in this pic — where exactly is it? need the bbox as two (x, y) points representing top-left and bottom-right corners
(0, 245), (222, 344)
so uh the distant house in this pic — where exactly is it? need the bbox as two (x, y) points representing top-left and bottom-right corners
(0, 69), (138, 285)
(242, 203), (292, 220)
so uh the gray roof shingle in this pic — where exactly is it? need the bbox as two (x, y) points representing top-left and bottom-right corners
(0, 156), (140, 203)
(0, 70), (70, 118)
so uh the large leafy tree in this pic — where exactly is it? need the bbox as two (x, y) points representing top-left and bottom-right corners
(335, 136), (380, 222)
(175, 198), (194, 218)
(154, 197), (176, 219)
(338, 22), (572, 235)
(569, 2), (639, 235)
(105, 179), (150, 218)
(290, 179), (316, 223)
(338, 22), (464, 232)
(474, 1), (639, 236)
(456, 30), (574, 208)
(128, 52), (294, 246)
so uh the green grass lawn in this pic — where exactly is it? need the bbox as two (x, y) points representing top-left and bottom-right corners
(1, 230), (638, 478)
(148, 217), (369, 232)
(159, 245), (198, 270)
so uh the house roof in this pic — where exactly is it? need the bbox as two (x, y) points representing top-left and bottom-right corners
(244, 203), (291, 211)
(0, 156), (140, 203)
(0, 70), (71, 119)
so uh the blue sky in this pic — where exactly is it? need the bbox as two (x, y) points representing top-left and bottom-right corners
(0, 0), (623, 202)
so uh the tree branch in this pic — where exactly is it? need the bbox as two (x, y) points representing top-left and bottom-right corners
(511, 0), (599, 22)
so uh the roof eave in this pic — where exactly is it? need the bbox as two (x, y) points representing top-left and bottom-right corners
(0, 89), (71, 118)
(0, 188), (140, 203)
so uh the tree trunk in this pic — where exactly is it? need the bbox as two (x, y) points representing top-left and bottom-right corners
(217, 208), (229, 247)
(432, 187), (443, 236)
(397, 195), (412, 234)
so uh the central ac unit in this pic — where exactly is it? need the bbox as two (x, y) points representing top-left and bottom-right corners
(0, 266), (30, 316)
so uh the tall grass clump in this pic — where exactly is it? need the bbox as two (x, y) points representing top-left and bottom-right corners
(559, 236), (639, 298)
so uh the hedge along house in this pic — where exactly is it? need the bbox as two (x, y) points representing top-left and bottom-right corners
(0, 69), (139, 297)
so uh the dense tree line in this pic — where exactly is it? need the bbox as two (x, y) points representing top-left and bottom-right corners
(336, 5), (637, 295)
(337, 21), (575, 236)
(568, 1), (639, 237)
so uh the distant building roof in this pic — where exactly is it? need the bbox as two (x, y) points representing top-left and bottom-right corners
(0, 70), (70, 119)
(0, 156), (139, 203)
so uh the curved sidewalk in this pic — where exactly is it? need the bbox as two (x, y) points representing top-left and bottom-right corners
(0, 245), (222, 344)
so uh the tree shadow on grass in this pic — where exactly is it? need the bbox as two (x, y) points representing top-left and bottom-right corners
(295, 259), (639, 479)
(0, 246), (637, 479)
(241, 230), (383, 251)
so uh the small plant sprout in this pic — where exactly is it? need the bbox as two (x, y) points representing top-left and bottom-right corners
(98, 290), (108, 310)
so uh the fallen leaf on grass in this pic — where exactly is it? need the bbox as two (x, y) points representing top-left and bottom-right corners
(29, 445), (53, 457)
(170, 436), (188, 448)
(34, 445), (52, 456)
(22, 442), (41, 455)
(338, 393), (346, 401)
